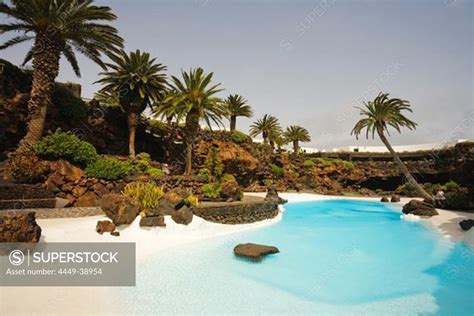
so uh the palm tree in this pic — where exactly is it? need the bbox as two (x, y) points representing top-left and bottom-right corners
(0, 0), (123, 154)
(249, 114), (281, 145)
(153, 89), (179, 126)
(224, 94), (253, 132)
(272, 133), (289, 153)
(164, 68), (226, 175)
(351, 92), (433, 202)
(96, 50), (167, 158)
(284, 125), (311, 154)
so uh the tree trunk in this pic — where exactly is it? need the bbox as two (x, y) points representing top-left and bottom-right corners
(230, 116), (236, 132)
(16, 34), (60, 154)
(184, 111), (200, 175)
(377, 128), (433, 202)
(263, 132), (269, 145)
(127, 112), (139, 159)
(293, 140), (300, 154)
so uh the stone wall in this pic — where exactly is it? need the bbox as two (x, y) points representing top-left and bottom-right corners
(192, 200), (279, 224)
(0, 211), (42, 242)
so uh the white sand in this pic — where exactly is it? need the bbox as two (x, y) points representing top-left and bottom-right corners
(1, 193), (473, 315)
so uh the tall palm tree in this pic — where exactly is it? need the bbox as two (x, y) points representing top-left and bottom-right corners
(0, 0), (123, 154)
(224, 94), (253, 132)
(164, 68), (226, 175)
(96, 50), (167, 158)
(249, 114), (281, 145)
(351, 92), (433, 202)
(284, 125), (311, 154)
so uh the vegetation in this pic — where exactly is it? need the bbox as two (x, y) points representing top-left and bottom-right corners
(445, 191), (470, 210)
(205, 146), (224, 181)
(197, 168), (211, 182)
(123, 182), (164, 211)
(85, 157), (133, 180)
(284, 125), (311, 154)
(304, 160), (315, 168)
(351, 92), (433, 202)
(53, 85), (89, 121)
(202, 183), (222, 199)
(184, 194), (200, 207)
(33, 129), (97, 166)
(224, 94), (253, 132)
(0, 0), (123, 154)
(249, 114), (282, 146)
(270, 163), (284, 178)
(231, 130), (250, 144)
(96, 50), (167, 158)
(164, 68), (226, 175)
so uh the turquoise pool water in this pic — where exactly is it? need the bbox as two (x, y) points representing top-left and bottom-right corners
(119, 200), (474, 315)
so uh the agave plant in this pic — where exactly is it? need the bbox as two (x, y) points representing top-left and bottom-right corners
(284, 125), (311, 154)
(351, 92), (432, 202)
(164, 68), (226, 175)
(96, 50), (168, 158)
(249, 114), (282, 146)
(224, 94), (253, 132)
(0, 0), (123, 154)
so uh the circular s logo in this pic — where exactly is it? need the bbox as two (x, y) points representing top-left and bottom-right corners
(9, 250), (25, 266)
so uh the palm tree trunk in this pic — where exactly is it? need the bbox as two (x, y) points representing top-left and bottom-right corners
(293, 140), (300, 154)
(16, 35), (60, 154)
(377, 128), (433, 202)
(184, 112), (200, 175)
(230, 116), (236, 132)
(127, 112), (139, 159)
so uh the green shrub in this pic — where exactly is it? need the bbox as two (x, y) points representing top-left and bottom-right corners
(313, 158), (334, 168)
(53, 86), (89, 121)
(231, 130), (249, 144)
(445, 180), (460, 192)
(445, 191), (471, 210)
(396, 183), (417, 196)
(303, 160), (315, 168)
(123, 181), (164, 211)
(197, 168), (211, 182)
(342, 161), (354, 170)
(205, 147), (223, 179)
(145, 167), (165, 178)
(85, 158), (133, 180)
(221, 174), (236, 183)
(184, 194), (200, 207)
(270, 163), (284, 178)
(33, 129), (97, 165)
(202, 183), (222, 199)
(133, 152), (153, 172)
(423, 183), (445, 194)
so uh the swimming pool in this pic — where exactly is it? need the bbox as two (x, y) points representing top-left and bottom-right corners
(118, 199), (474, 315)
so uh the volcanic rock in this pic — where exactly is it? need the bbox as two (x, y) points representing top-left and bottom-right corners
(402, 199), (438, 217)
(100, 194), (140, 226)
(459, 219), (474, 231)
(96, 220), (115, 234)
(171, 206), (193, 225)
(140, 215), (166, 227)
(234, 243), (279, 261)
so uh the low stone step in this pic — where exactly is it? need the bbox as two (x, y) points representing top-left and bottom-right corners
(0, 198), (56, 210)
(0, 183), (54, 200)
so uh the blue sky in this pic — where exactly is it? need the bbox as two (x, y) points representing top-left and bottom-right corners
(0, 0), (472, 149)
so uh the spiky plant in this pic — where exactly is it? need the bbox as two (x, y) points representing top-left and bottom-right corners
(249, 114), (282, 145)
(351, 92), (432, 202)
(284, 125), (311, 154)
(224, 94), (253, 132)
(0, 0), (123, 153)
(96, 50), (168, 158)
(164, 68), (226, 175)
